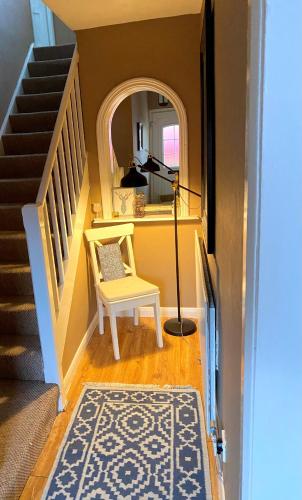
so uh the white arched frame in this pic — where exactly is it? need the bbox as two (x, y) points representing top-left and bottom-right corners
(96, 77), (189, 219)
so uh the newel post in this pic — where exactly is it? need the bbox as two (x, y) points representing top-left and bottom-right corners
(22, 204), (63, 392)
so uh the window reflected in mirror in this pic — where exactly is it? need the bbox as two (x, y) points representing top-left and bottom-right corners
(111, 91), (180, 212)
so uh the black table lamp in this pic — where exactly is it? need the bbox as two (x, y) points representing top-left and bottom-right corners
(120, 155), (201, 337)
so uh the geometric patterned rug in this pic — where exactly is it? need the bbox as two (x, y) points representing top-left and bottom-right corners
(42, 384), (212, 499)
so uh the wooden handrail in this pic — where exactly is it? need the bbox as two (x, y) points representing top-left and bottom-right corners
(36, 47), (79, 205)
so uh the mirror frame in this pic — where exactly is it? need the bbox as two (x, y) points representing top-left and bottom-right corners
(96, 77), (189, 219)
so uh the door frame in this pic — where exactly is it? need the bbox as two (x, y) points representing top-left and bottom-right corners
(149, 108), (179, 203)
(241, 1), (302, 499)
(30, 0), (55, 46)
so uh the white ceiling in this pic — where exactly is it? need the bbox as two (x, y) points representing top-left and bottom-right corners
(44, 0), (203, 31)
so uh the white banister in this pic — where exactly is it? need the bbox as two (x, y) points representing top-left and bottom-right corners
(22, 46), (89, 404)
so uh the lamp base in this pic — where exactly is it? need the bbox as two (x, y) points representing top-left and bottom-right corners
(164, 318), (196, 337)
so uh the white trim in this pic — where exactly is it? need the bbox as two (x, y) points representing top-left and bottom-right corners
(0, 43), (34, 153)
(56, 164), (90, 361)
(96, 77), (189, 219)
(104, 306), (202, 319)
(62, 313), (98, 397)
(241, 1), (264, 498)
(92, 215), (200, 225)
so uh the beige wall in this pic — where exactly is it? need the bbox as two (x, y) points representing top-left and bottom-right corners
(111, 96), (133, 167)
(76, 14), (202, 203)
(96, 220), (200, 308)
(75, 15), (202, 315)
(62, 198), (97, 377)
(210, 1), (248, 498)
(0, 0), (34, 124)
(53, 15), (76, 45)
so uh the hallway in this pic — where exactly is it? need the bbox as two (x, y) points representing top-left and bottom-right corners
(20, 317), (218, 499)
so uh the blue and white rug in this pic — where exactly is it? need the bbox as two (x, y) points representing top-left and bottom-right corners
(43, 384), (212, 499)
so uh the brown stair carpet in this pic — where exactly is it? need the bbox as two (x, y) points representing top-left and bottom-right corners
(0, 380), (59, 499)
(0, 42), (75, 499)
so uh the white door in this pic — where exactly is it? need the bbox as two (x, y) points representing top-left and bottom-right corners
(149, 109), (179, 204)
(30, 0), (55, 47)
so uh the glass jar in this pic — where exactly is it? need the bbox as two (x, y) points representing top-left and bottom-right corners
(134, 193), (145, 218)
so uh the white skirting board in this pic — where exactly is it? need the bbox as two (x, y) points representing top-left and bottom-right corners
(63, 313), (98, 397)
(109, 306), (203, 320)
(62, 306), (202, 399)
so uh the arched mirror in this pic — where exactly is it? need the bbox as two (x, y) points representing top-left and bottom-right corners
(111, 91), (180, 214)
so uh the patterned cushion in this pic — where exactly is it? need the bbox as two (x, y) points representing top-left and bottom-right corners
(97, 243), (126, 281)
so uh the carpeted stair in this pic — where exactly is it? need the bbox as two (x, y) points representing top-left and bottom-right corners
(0, 43), (75, 500)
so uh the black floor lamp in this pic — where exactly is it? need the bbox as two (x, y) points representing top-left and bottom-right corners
(121, 155), (201, 337)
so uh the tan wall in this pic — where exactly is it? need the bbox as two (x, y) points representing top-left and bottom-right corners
(62, 198), (97, 377)
(75, 14), (202, 313)
(0, 0), (34, 124)
(111, 96), (133, 167)
(96, 220), (200, 308)
(53, 15), (76, 45)
(76, 14), (202, 203)
(210, 1), (248, 498)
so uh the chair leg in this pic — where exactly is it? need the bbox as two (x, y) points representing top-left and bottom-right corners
(154, 295), (163, 348)
(109, 310), (120, 360)
(134, 307), (139, 326)
(97, 297), (104, 335)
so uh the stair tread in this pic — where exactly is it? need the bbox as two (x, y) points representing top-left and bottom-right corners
(0, 295), (35, 311)
(17, 91), (63, 99)
(0, 334), (40, 350)
(3, 131), (52, 138)
(0, 262), (31, 273)
(0, 203), (24, 208)
(0, 177), (41, 183)
(0, 231), (26, 239)
(0, 153), (47, 159)
(0, 380), (58, 499)
(30, 57), (72, 65)
(10, 110), (58, 118)
(23, 74), (68, 82)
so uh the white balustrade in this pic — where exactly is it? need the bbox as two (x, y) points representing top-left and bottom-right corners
(22, 46), (88, 394)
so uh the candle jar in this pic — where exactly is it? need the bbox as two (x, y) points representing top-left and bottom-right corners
(134, 193), (145, 218)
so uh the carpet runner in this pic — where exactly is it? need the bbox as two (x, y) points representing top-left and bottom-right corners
(43, 384), (212, 499)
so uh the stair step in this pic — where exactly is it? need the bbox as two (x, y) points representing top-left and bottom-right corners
(0, 178), (40, 204)
(28, 58), (72, 77)
(0, 296), (38, 336)
(0, 380), (58, 499)
(16, 91), (63, 113)
(22, 74), (67, 95)
(0, 204), (24, 231)
(10, 111), (58, 133)
(34, 43), (75, 61)
(2, 131), (52, 155)
(0, 231), (28, 263)
(0, 154), (46, 179)
(0, 335), (43, 381)
(0, 263), (33, 296)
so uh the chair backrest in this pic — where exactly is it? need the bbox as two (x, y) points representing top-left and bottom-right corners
(85, 223), (136, 286)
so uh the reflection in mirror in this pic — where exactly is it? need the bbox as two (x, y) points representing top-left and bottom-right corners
(111, 91), (179, 211)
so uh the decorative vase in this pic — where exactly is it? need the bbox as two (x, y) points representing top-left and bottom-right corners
(134, 193), (145, 218)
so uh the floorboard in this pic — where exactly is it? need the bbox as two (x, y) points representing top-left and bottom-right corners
(20, 317), (219, 499)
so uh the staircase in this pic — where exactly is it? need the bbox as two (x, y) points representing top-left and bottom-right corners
(0, 44), (75, 500)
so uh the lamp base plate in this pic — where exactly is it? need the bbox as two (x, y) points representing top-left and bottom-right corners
(163, 318), (196, 337)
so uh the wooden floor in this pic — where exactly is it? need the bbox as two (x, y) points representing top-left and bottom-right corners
(21, 317), (218, 499)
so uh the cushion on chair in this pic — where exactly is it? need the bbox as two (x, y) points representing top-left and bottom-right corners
(97, 243), (126, 281)
(98, 276), (159, 302)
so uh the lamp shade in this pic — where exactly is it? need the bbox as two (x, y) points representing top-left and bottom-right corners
(141, 155), (160, 172)
(120, 165), (148, 187)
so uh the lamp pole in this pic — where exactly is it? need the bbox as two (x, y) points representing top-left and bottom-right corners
(141, 155), (202, 337)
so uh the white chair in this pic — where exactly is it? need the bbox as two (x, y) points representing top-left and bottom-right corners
(85, 223), (163, 360)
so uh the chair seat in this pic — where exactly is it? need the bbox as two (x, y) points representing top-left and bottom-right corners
(98, 276), (159, 302)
